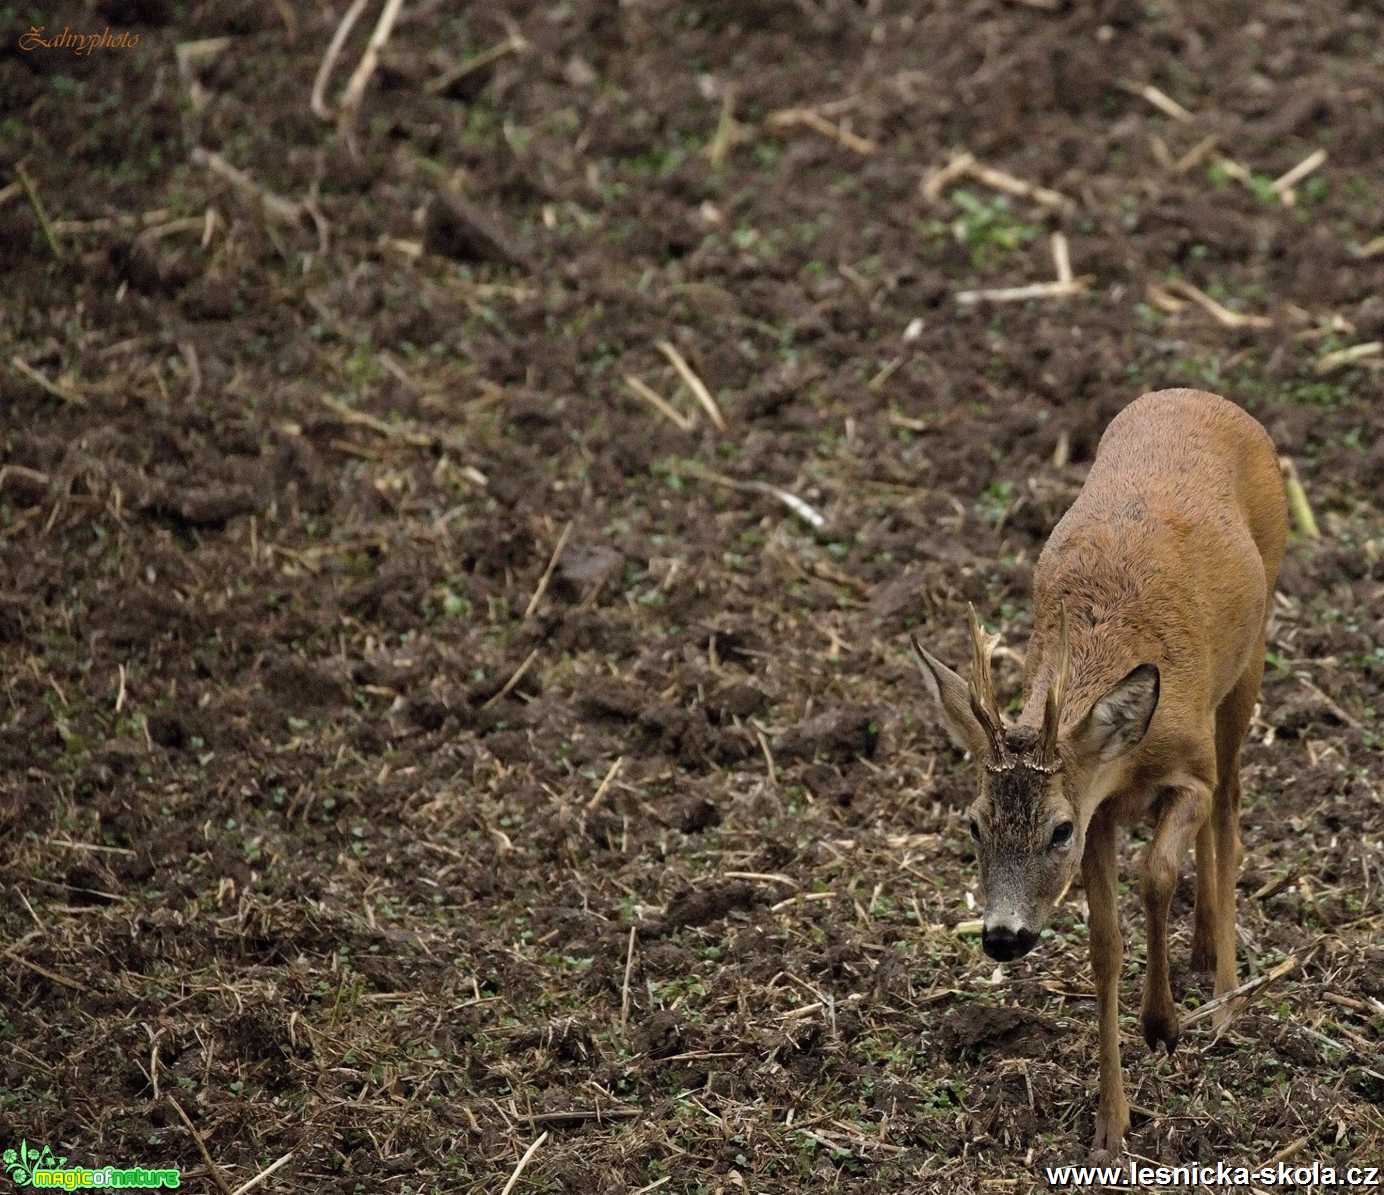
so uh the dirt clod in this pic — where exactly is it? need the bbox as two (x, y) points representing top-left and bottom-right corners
(423, 193), (528, 268)
(630, 1010), (684, 1059)
(678, 797), (722, 833)
(557, 544), (624, 595)
(774, 707), (880, 763)
(938, 1005), (1059, 1062)
(659, 882), (762, 932)
(708, 682), (769, 721)
(263, 661), (348, 710)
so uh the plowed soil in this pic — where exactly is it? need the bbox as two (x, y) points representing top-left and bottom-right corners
(2, 1), (1381, 1192)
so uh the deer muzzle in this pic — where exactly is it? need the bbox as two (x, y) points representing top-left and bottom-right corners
(981, 922), (1039, 961)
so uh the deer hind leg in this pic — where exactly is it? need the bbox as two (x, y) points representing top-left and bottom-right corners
(1211, 647), (1264, 1024)
(1083, 806), (1128, 1159)
(1139, 775), (1213, 1054)
(1189, 819), (1217, 973)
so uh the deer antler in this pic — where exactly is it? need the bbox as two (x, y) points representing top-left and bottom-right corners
(966, 603), (1009, 764)
(1035, 601), (1071, 771)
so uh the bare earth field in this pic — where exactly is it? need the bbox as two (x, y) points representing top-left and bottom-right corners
(1, 1), (1382, 1191)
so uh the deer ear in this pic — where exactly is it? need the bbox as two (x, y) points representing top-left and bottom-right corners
(910, 635), (992, 759)
(1070, 664), (1160, 763)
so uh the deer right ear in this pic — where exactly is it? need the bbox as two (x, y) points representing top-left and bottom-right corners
(1071, 663), (1160, 763)
(910, 635), (992, 760)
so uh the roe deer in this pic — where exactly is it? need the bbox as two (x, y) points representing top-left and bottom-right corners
(910, 389), (1286, 1157)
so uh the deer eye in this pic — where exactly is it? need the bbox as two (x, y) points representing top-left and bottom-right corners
(968, 817), (982, 843)
(1050, 821), (1074, 849)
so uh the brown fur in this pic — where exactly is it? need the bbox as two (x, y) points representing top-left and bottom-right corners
(912, 389), (1287, 1158)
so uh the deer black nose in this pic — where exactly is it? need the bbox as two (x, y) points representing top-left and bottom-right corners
(982, 925), (1039, 961)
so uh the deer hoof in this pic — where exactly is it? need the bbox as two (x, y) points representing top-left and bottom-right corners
(1141, 1004), (1180, 1054)
(1091, 1097), (1130, 1158)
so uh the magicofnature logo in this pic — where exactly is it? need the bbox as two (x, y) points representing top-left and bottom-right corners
(4, 1142), (180, 1189)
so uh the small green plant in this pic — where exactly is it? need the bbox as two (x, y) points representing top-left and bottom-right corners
(949, 190), (1039, 267)
(978, 478), (1015, 524)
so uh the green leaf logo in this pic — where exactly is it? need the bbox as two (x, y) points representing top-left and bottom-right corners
(5, 1141), (66, 1186)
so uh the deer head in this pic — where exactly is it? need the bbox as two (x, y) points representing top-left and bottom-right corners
(911, 605), (1160, 961)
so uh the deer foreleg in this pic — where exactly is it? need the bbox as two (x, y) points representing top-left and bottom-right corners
(1140, 778), (1213, 1053)
(1083, 806), (1128, 1158)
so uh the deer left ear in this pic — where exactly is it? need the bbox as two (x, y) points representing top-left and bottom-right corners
(909, 634), (994, 759)
(1070, 664), (1160, 762)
